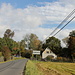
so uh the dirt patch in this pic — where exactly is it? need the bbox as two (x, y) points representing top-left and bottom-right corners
(36, 63), (61, 75)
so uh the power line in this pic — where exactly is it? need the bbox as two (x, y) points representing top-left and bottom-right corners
(53, 16), (75, 36)
(50, 9), (75, 35)
(42, 9), (75, 43)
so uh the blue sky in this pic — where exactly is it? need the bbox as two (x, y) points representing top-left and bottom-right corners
(0, 0), (58, 8)
(0, 0), (75, 47)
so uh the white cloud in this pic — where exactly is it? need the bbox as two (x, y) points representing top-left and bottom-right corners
(0, 1), (75, 47)
(59, 0), (75, 5)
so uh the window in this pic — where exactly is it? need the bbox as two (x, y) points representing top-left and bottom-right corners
(46, 51), (49, 54)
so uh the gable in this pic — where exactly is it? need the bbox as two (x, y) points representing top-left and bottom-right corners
(42, 47), (57, 59)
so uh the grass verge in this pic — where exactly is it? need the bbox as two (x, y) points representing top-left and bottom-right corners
(25, 60), (43, 75)
(14, 57), (25, 60)
(0, 57), (25, 64)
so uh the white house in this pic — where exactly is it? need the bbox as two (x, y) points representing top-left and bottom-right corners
(42, 48), (57, 59)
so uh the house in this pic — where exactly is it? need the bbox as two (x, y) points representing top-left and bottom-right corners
(42, 48), (57, 59)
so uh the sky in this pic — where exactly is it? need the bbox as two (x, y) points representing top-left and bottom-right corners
(0, 0), (75, 47)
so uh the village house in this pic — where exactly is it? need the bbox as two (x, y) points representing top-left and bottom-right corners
(42, 48), (57, 59)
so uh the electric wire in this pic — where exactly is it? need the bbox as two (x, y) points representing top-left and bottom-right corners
(50, 9), (75, 35)
(53, 16), (75, 36)
(42, 9), (75, 43)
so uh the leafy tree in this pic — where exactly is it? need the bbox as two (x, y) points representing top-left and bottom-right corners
(0, 38), (7, 51)
(20, 40), (26, 56)
(62, 30), (75, 61)
(68, 36), (75, 61)
(3, 38), (14, 51)
(0, 38), (11, 61)
(4, 29), (14, 38)
(61, 48), (71, 58)
(43, 36), (61, 55)
(24, 33), (41, 50)
(69, 30), (75, 36)
(68, 30), (75, 61)
(2, 46), (11, 61)
(29, 34), (41, 50)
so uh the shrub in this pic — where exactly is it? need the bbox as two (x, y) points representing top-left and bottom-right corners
(46, 55), (54, 61)
(0, 52), (2, 57)
(57, 57), (63, 61)
(21, 50), (32, 58)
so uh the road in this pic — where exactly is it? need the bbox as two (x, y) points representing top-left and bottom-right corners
(0, 59), (28, 75)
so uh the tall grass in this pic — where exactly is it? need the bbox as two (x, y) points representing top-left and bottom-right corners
(35, 61), (75, 75)
(25, 60), (75, 75)
(25, 60), (43, 75)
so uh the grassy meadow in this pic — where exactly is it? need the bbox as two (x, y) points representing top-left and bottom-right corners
(25, 60), (75, 75)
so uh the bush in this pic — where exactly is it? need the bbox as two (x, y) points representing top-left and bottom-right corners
(57, 57), (63, 61)
(0, 52), (2, 57)
(57, 57), (71, 62)
(46, 55), (54, 61)
(21, 50), (32, 58)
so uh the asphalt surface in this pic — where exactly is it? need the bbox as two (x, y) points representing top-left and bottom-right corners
(0, 59), (28, 75)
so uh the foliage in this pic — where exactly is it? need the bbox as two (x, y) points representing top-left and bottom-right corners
(2, 46), (11, 61)
(68, 36), (75, 60)
(4, 29), (14, 38)
(0, 29), (22, 60)
(46, 55), (54, 61)
(24, 33), (41, 50)
(20, 40), (26, 53)
(21, 50), (32, 58)
(0, 38), (7, 51)
(69, 30), (75, 37)
(42, 36), (61, 55)
(61, 48), (71, 58)
(0, 52), (2, 57)
(62, 30), (75, 61)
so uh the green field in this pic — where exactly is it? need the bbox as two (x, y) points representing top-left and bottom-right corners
(25, 60), (75, 75)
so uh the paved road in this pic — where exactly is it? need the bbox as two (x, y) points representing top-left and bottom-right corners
(0, 59), (28, 75)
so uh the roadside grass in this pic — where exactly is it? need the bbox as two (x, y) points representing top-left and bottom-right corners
(25, 60), (43, 75)
(14, 57), (25, 60)
(25, 60), (75, 75)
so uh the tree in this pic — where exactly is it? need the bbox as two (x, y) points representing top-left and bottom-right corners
(68, 36), (75, 61)
(24, 33), (41, 50)
(0, 38), (7, 51)
(62, 30), (75, 61)
(62, 37), (69, 47)
(29, 33), (41, 50)
(69, 30), (75, 37)
(2, 46), (11, 61)
(42, 36), (61, 55)
(4, 29), (14, 38)
(68, 30), (75, 61)
(0, 38), (11, 61)
(3, 38), (14, 51)
(20, 40), (26, 56)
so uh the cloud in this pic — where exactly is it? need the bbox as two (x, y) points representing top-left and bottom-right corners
(0, 1), (75, 48)
(59, 0), (75, 5)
